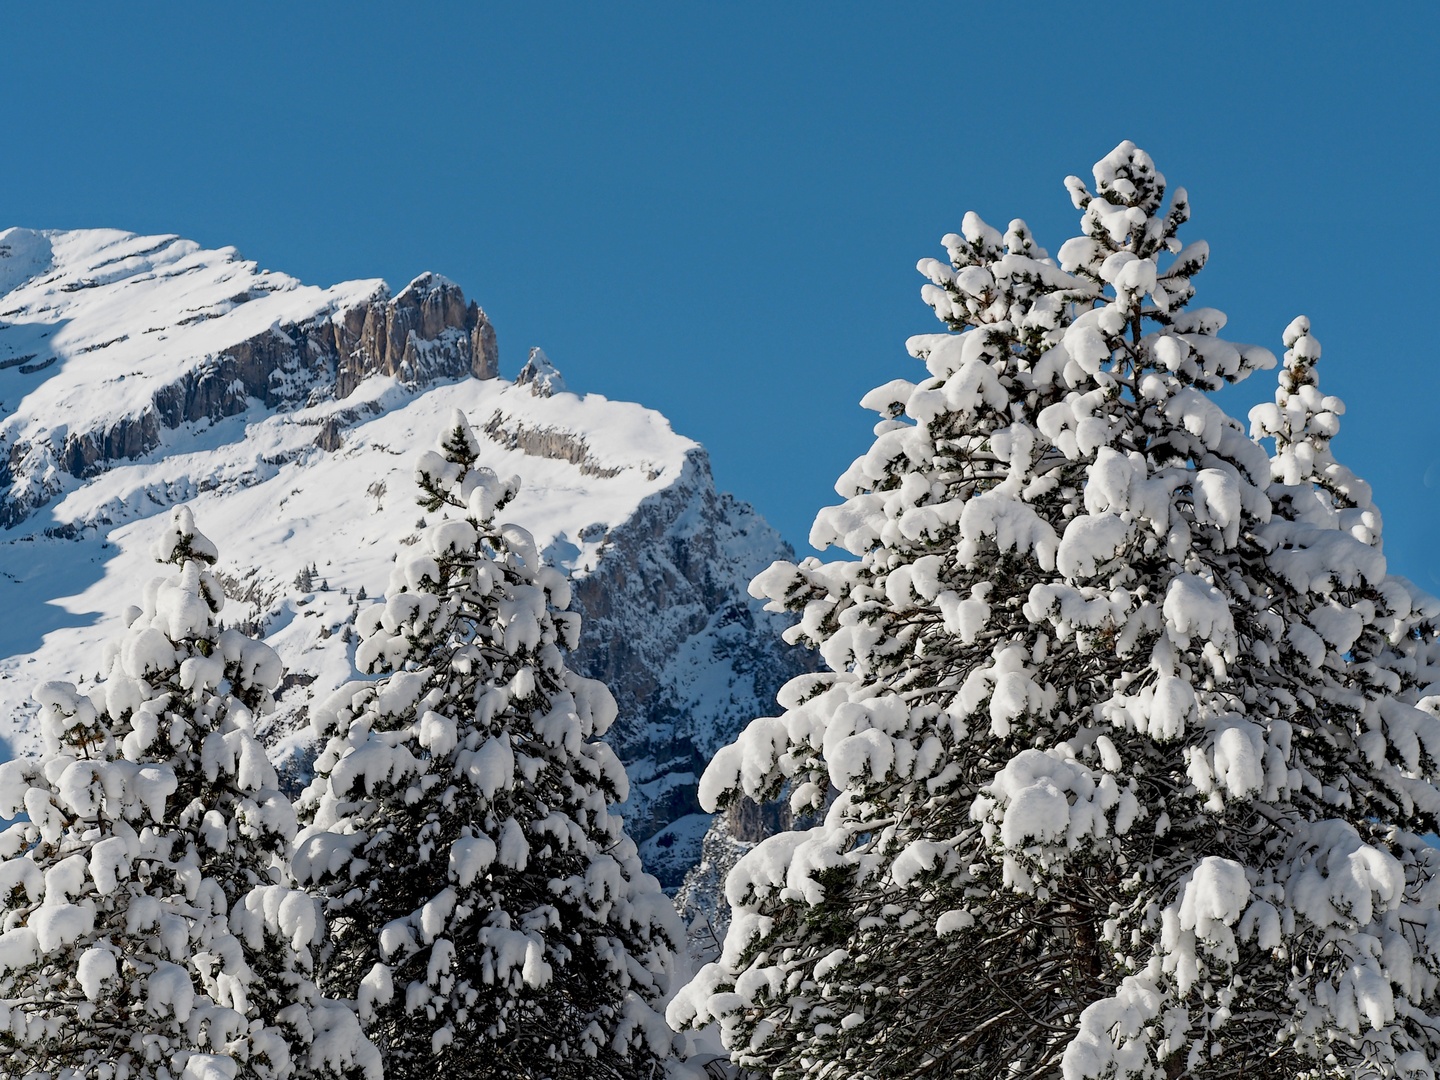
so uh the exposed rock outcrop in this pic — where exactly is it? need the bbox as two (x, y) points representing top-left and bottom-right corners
(480, 410), (622, 478)
(1, 272), (498, 526)
(568, 449), (815, 886)
(331, 273), (498, 399)
(515, 346), (565, 397)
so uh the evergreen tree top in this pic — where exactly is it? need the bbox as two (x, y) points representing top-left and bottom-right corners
(0, 505), (378, 1080)
(670, 141), (1440, 1080)
(296, 410), (681, 1080)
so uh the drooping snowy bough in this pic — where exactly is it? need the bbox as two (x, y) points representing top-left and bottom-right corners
(667, 141), (1440, 1080)
(0, 507), (379, 1080)
(295, 412), (682, 1080)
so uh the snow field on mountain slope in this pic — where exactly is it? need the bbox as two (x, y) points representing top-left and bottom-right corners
(0, 374), (697, 767)
(0, 225), (806, 883)
(0, 226), (383, 439)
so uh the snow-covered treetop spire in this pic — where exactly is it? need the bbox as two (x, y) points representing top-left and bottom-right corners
(414, 407), (518, 522)
(1251, 316), (1340, 460)
(1067, 140), (1176, 249)
(150, 503), (219, 568)
(38, 506), (230, 761)
(1249, 317), (1382, 546)
(1060, 141), (1219, 335)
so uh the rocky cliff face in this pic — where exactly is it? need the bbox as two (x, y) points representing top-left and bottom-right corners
(0, 227), (801, 891)
(328, 272), (497, 399)
(48, 281), (497, 491)
(0, 230), (497, 528)
(568, 449), (814, 885)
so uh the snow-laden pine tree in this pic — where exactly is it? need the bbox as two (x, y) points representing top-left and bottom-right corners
(0, 506), (379, 1080)
(294, 411), (682, 1080)
(667, 141), (1440, 1080)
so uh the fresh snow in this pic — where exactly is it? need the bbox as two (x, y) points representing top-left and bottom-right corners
(0, 228), (684, 748)
(670, 140), (1440, 1080)
(0, 224), (806, 909)
(0, 374), (691, 765)
(0, 226), (383, 449)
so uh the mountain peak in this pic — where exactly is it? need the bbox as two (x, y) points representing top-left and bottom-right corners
(516, 346), (567, 397)
(0, 229), (503, 525)
(0, 226), (809, 891)
(397, 271), (460, 296)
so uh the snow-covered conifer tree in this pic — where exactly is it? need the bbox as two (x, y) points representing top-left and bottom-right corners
(667, 142), (1440, 1080)
(295, 411), (682, 1080)
(0, 506), (378, 1080)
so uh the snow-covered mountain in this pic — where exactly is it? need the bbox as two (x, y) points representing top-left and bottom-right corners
(0, 226), (807, 887)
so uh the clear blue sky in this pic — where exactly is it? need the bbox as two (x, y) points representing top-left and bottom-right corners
(4, 3), (1439, 584)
